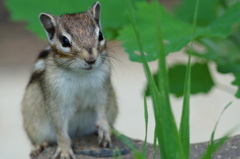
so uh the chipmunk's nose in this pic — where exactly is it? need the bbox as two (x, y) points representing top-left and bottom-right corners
(84, 58), (96, 65)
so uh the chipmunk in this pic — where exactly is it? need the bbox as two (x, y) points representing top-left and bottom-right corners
(21, 2), (118, 159)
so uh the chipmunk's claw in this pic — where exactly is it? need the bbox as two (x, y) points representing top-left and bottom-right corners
(52, 146), (75, 159)
(97, 120), (112, 148)
(30, 142), (50, 157)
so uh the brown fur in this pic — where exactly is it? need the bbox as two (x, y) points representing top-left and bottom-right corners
(61, 13), (97, 49)
(22, 2), (118, 159)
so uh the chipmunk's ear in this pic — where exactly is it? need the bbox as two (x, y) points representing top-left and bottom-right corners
(88, 1), (101, 26)
(39, 13), (57, 41)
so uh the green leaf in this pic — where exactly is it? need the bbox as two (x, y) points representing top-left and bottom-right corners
(201, 136), (229, 159)
(174, 0), (219, 27)
(196, 2), (240, 39)
(125, 0), (185, 158)
(145, 62), (215, 97)
(5, 0), (142, 40)
(113, 149), (123, 159)
(118, 2), (240, 63)
(171, 63), (214, 96)
(191, 37), (240, 98)
(153, 129), (157, 159)
(201, 102), (232, 159)
(113, 131), (144, 159)
(179, 0), (200, 157)
(142, 94), (148, 158)
(118, 1), (192, 62)
(232, 73), (240, 98)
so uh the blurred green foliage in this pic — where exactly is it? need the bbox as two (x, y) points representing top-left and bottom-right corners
(5, 0), (240, 98)
(118, 1), (240, 61)
(5, 0), (140, 39)
(174, 0), (240, 97)
(174, 0), (219, 26)
(145, 63), (214, 97)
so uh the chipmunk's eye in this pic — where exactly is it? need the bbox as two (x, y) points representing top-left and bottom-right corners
(98, 31), (103, 41)
(59, 35), (71, 47)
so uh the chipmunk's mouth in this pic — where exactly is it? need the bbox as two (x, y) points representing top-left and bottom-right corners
(83, 66), (93, 71)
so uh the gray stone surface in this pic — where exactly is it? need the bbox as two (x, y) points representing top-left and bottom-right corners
(31, 134), (159, 159)
(31, 134), (240, 159)
(190, 135), (240, 159)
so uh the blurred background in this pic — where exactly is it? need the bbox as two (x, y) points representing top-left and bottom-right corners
(1, 0), (240, 159)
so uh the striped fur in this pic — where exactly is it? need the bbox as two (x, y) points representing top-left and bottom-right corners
(22, 2), (118, 159)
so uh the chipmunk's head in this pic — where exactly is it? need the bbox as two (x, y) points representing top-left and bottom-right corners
(39, 2), (108, 71)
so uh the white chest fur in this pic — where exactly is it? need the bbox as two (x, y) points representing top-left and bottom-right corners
(48, 67), (109, 111)
(42, 65), (111, 138)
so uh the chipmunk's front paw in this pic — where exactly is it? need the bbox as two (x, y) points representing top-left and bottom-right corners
(97, 120), (112, 148)
(52, 146), (75, 159)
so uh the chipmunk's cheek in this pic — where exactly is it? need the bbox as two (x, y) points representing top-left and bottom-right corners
(76, 54), (85, 61)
